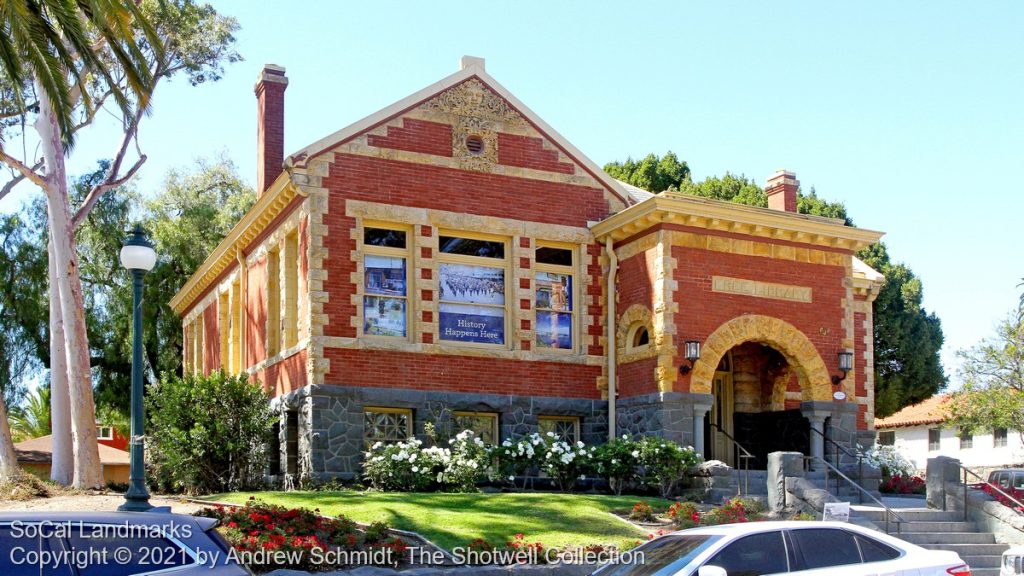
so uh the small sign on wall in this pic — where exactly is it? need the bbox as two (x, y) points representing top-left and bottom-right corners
(822, 502), (850, 522)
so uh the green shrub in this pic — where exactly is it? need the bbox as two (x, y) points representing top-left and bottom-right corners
(540, 436), (596, 492)
(594, 436), (642, 495)
(638, 437), (702, 498)
(490, 433), (548, 489)
(147, 370), (272, 494)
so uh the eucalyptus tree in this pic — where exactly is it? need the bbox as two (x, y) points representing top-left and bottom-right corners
(0, 0), (239, 487)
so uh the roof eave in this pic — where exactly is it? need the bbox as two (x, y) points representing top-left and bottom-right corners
(591, 194), (884, 252)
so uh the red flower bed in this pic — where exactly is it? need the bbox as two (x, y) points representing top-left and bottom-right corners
(879, 474), (926, 495)
(197, 498), (407, 571)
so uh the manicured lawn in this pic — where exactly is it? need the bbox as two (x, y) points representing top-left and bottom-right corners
(207, 491), (672, 550)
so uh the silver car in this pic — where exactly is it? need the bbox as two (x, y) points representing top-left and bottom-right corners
(592, 521), (971, 576)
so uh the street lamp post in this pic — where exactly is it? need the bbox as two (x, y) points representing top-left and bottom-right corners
(118, 225), (157, 512)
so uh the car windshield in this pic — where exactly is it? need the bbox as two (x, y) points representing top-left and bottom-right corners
(591, 534), (722, 576)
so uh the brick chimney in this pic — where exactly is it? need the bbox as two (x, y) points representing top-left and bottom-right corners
(255, 64), (288, 195)
(766, 170), (798, 213)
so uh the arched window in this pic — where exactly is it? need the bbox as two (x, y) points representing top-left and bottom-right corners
(628, 324), (651, 350)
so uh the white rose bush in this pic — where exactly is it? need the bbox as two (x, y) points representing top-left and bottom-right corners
(362, 427), (702, 495)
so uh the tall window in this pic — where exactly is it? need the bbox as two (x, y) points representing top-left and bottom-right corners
(535, 245), (574, 351)
(958, 429), (973, 449)
(877, 431), (895, 446)
(282, 231), (299, 349)
(995, 427), (1008, 447)
(219, 291), (229, 369)
(230, 279), (241, 374)
(928, 428), (941, 451)
(266, 247), (280, 356)
(438, 233), (507, 346)
(363, 226), (409, 338)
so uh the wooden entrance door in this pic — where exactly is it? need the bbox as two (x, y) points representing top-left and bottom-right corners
(711, 371), (735, 466)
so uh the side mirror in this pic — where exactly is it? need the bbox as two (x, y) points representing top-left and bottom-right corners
(698, 566), (728, 576)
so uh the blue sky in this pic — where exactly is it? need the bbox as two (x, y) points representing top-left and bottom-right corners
(2, 1), (1021, 384)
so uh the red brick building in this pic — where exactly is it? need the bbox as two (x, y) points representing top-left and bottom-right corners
(170, 57), (884, 481)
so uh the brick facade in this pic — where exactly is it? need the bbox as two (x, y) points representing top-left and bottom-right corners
(172, 59), (884, 481)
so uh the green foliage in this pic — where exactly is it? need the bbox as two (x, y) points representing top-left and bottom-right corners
(858, 242), (946, 417)
(0, 0), (162, 149)
(637, 436), (702, 498)
(679, 173), (766, 206)
(8, 387), (51, 442)
(0, 157), (253, 417)
(146, 370), (271, 494)
(593, 436), (642, 495)
(949, 312), (1024, 437)
(604, 152), (691, 192)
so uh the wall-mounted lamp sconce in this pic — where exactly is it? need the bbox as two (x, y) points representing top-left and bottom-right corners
(832, 350), (854, 385)
(679, 340), (701, 375)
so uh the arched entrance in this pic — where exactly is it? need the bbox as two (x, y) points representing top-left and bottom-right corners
(691, 315), (833, 468)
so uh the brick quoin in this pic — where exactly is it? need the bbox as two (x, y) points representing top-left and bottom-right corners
(367, 119), (453, 157)
(323, 348), (601, 399)
(854, 310), (868, 399)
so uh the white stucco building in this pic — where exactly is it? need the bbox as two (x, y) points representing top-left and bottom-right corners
(875, 394), (1024, 473)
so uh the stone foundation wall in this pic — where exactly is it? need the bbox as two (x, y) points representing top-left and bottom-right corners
(283, 384), (611, 480)
(616, 392), (703, 447)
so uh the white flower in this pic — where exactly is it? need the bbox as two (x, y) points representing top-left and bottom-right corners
(611, 458), (617, 464)
(547, 432), (556, 438)
(412, 466), (419, 472)
(622, 434), (629, 440)
(437, 472), (444, 483)
(576, 441), (585, 449)
(579, 474), (586, 480)
(631, 450), (640, 458)
(409, 453), (418, 462)
(508, 475), (515, 481)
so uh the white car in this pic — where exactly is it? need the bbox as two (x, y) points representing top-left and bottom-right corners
(1002, 545), (1024, 575)
(592, 521), (971, 576)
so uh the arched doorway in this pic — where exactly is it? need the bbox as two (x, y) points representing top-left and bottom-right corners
(692, 315), (833, 468)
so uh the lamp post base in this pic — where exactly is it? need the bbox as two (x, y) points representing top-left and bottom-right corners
(117, 497), (154, 512)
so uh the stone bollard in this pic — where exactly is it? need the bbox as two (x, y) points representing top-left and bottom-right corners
(926, 456), (961, 511)
(767, 451), (805, 513)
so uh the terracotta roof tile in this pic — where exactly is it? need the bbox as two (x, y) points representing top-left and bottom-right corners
(14, 435), (130, 466)
(874, 394), (953, 429)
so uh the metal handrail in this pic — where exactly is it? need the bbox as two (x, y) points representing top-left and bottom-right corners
(954, 463), (1024, 522)
(804, 455), (907, 535)
(807, 426), (864, 499)
(709, 423), (755, 496)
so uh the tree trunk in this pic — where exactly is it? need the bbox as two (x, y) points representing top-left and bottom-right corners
(48, 236), (73, 485)
(37, 85), (104, 489)
(0, 395), (21, 481)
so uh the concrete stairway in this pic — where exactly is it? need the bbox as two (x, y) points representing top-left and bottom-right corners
(855, 507), (1009, 576)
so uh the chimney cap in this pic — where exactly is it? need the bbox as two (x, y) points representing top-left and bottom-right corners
(255, 64), (288, 91)
(767, 169), (797, 183)
(460, 55), (485, 71)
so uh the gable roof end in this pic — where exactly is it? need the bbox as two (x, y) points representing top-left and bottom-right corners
(286, 56), (630, 207)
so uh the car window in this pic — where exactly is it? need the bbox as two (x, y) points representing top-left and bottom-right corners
(65, 524), (189, 576)
(1013, 473), (1024, 490)
(789, 528), (861, 569)
(997, 472), (1010, 489)
(703, 531), (788, 576)
(591, 534), (722, 576)
(0, 526), (72, 576)
(855, 534), (901, 563)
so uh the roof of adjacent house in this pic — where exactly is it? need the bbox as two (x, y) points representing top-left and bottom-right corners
(14, 435), (130, 466)
(875, 394), (953, 429)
